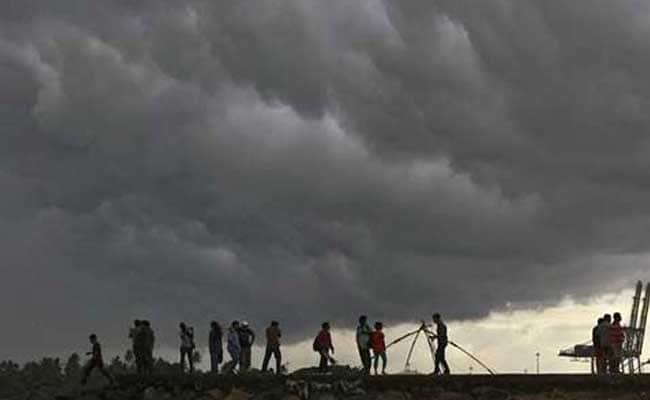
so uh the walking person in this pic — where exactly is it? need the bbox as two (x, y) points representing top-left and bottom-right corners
(356, 315), (372, 374)
(597, 314), (612, 373)
(593, 318), (605, 374)
(142, 320), (155, 374)
(609, 312), (625, 374)
(223, 321), (241, 374)
(371, 322), (387, 375)
(314, 322), (336, 373)
(179, 322), (195, 373)
(81, 334), (114, 386)
(261, 321), (283, 374)
(238, 321), (256, 371)
(432, 313), (450, 375)
(209, 321), (224, 373)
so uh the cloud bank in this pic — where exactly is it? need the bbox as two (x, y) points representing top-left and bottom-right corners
(1, 1), (650, 358)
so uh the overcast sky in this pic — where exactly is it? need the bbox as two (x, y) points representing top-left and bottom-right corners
(2, 1), (650, 370)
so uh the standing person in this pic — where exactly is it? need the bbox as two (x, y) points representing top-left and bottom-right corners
(142, 321), (155, 374)
(314, 322), (336, 373)
(356, 315), (372, 374)
(179, 322), (195, 373)
(371, 322), (387, 375)
(209, 321), (224, 373)
(261, 321), (282, 374)
(238, 321), (256, 371)
(129, 320), (144, 374)
(223, 321), (241, 374)
(432, 313), (450, 375)
(81, 334), (114, 386)
(610, 312), (626, 374)
(597, 314), (612, 374)
(593, 318), (605, 374)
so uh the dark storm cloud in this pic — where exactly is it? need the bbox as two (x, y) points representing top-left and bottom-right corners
(1, 0), (649, 359)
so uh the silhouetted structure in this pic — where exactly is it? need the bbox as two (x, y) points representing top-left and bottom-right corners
(559, 281), (650, 374)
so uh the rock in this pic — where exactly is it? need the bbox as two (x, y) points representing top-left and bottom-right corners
(377, 391), (411, 400)
(311, 394), (337, 400)
(310, 383), (332, 392)
(224, 388), (253, 400)
(436, 393), (470, 400)
(143, 387), (158, 400)
(207, 389), (226, 400)
(286, 381), (309, 399)
(471, 387), (511, 400)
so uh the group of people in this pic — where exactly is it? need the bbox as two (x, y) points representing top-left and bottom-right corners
(204, 320), (282, 375)
(353, 316), (387, 375)
(592, 312), (626, 374)
(129, 320), (156, 375)
(80, 313), (451, 385)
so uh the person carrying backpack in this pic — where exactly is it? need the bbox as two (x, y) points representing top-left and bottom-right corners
(314, 322), (335, 373)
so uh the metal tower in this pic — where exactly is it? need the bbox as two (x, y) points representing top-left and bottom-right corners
(559, 281), (650, 374)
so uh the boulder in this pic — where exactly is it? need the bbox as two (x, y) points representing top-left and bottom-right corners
(224, 388), (253, 400)
(435, 393), (469, 400)
(207, 389), (226, 400)
(470, 387), (511, 400)
(143, 387), (158, 400)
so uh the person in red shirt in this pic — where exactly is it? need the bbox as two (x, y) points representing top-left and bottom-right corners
(370, 322), (387, 375)
(81, 334), (114, 386)
(609, 312), (626, 374)
(314, 322), (336, 372)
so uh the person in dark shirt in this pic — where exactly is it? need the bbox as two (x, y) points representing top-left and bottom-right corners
(593, 317), (604, 374)
(261, 321), (282, 374)
(209, 321), (224, 373)
(142, 320), (155, 374)
(238, 321), (255, 371)
(179, 322), (195, 373)
(129, 320), (144, 374)
(432, 313), (450, 375)
(81, 334), (114, 386)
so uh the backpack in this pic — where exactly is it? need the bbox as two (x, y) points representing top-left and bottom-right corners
(312, 336), (320, 352)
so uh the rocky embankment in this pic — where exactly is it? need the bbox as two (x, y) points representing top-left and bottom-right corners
(3, 369), (650, 400)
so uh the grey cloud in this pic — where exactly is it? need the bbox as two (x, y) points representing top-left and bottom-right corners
(1, 1), (649, 360)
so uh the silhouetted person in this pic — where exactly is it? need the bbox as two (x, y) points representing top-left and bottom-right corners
(356, 315), (372, 374)
(610, 312), (625, 374)
(179, 322), (195, 373)
(142, 320), (155, 374)
(593, 317), (605, 374)
(238, 321), (255, 371)
(129, 320), (145, 374)
(371, 321), (387, 375)
(432, 313), (450, 375)
(315, 322), (335, 373)
(81, 334), (114, 386)
(261, 320), (282, 374)
(597, 314), (612, 373)
(209, 321), (224, 373)
(223, 321), (241, 374)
